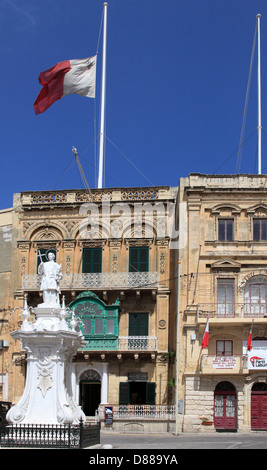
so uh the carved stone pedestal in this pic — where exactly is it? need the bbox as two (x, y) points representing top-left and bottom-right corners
(7, 300), (86, 425)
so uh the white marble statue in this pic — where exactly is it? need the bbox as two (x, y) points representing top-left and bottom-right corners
(38, 251), (62, 306)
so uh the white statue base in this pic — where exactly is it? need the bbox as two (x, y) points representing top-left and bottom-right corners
(7, 297), (86, 425)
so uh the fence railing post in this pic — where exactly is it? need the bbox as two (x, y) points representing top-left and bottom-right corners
(79, 418), (83, 448)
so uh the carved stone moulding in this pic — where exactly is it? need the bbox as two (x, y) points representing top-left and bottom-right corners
(125, 239), (153, 250)
(78, 239), (107, 250)
(62, 240), (76, 249)
(17, 241), (31, 250)
(33, 241), (61, 251)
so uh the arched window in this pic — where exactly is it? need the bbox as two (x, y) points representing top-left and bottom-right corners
(252, 382), (267, 392)
(80, 369), (101, 382)
(215, 381), (236, 392)
(244, 275), (267, 317)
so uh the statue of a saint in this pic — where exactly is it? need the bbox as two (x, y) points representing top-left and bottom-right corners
(38, 251), (62, 306)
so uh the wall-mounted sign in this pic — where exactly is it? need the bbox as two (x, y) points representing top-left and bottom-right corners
(213, 356), (237, 369)
(128, 373), (148, 382)
(104, 406), (113, 425)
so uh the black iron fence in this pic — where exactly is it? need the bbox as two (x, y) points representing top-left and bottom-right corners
(0, 420), (100, 448)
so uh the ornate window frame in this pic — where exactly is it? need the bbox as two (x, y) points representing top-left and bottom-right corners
(210, 204), (241, 241)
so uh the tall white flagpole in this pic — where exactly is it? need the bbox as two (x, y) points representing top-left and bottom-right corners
(257, 14), (262, 175)
(98, 2), (108, 189)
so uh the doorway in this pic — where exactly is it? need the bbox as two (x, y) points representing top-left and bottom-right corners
(79, 369), (101, 417)
(80, 382), (101, 416)
(129, 382), (146, 404)
(119, 381), (156, 405)
(214, 381), (237, 431)
(251, 382), (267, 430)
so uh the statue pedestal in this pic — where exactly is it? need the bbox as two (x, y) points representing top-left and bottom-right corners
(7, 302), (86, 425)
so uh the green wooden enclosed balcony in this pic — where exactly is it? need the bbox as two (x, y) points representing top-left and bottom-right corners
(69, 291), (158, 352)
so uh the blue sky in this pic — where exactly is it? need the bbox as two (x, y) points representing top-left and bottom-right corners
(0, 0), (267, 209)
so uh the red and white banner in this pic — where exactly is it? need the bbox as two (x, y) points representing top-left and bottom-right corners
(202, 318), (209, 349)
(34, 56), (97, 114)
(243, 340), (267, 369)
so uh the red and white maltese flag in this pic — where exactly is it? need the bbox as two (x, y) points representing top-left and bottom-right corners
(201, 318), (209, 349)
(247, 321), (254, 351)
(34, 56), (97, 114)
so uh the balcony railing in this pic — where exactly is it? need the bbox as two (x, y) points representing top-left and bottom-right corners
(201, 354), (248, 374)
(97, 404), (175, 420)
(197, 303), (267, 319)
(118, 336), (158, 351)
(22, 272), (158, 291)
(82, 336), (158, 352)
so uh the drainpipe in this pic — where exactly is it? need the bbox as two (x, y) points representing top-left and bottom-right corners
(175, 259), (181, 435)
(192, 245), (201, 305)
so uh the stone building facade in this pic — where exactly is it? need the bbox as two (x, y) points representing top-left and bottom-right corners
(3, 173), (267, 433)
(0, 206), (20, 403)
(176, 174), (267, 432)
(0, 185), (177, 431)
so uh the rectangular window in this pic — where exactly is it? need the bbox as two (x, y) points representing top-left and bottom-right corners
(253, 219), (267, 241)
(95, 318), (103, 335)
(128, 312), (148, 350)
(107, 319), (115, 334)
(83, 318), (91, 335)
(217, 279), (235, 317)
(218, 219), (234, 241)
(82, 248), (102, 273)
(244, 278), (267, 316)
(129, 247), (149, 272)
(129, 313), (149, 336)
(216, 340), (233, 356)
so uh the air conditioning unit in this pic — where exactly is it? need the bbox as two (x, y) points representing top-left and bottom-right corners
(0, 340), (9, 349)
(0, 341), (3, 349)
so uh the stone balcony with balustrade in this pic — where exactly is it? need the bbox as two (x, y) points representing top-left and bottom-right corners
(22, 271), (159, 295)
(196, 303), (267, 327)
(200, 354), (248, 375)
(19, 186), (175, 207)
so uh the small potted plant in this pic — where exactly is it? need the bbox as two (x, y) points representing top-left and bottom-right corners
(201, 417), (213, 426)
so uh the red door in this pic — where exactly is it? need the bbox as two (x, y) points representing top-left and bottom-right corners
(251, 392), (267, 429)
(214, 391), (236, 430)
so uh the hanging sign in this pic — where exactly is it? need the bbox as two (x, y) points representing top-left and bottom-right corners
(243, 340), (267, 369)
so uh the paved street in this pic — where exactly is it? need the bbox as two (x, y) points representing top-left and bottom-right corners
(100, 431), (267, 449)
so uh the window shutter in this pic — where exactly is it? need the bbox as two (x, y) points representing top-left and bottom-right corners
(129, 247), (138, 272)
(93, 248), (102, 273)
(82, 249), (90, 273)
(146, 382), (156, 404)
(119, 382), (129, 404)
(139, 313), (149, 336)
(82, 248), (102, 273)
(129, 313), (138, 336)
(139, 247), (149, 271)
(129, 247), (149, 272)
(129, 313), (148, 336)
